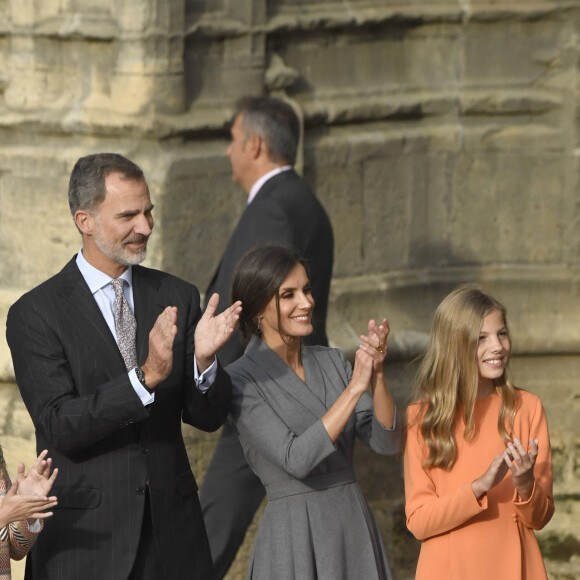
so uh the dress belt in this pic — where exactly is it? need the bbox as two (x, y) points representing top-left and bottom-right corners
(265, 467), (356, 500)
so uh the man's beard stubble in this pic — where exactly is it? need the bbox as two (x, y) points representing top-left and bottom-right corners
(93, 222), (148, 267)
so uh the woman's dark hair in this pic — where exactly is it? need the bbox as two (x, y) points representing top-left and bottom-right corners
(231, 244), (309, 343)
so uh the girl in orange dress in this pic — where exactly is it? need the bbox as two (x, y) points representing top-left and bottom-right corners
(404, 285), (554, 580)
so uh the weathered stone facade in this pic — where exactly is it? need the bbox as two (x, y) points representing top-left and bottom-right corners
(1, 1), (579, 578)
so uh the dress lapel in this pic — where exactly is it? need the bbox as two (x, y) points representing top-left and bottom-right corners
(244, 337), (329, 420)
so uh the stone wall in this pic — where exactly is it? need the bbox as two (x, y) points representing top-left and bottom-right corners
(0, 1), (579, 578)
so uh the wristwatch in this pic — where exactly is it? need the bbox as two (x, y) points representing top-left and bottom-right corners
(134, 366), (153, 394)
(135, 367), (155, 398)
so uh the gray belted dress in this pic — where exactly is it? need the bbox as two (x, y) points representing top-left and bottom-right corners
(227, 336), (402, 580)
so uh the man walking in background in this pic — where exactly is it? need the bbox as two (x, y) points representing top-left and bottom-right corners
(200, 96), (334, 578)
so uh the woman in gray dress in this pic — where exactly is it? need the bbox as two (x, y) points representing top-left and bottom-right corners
(226, 244), (402, 580)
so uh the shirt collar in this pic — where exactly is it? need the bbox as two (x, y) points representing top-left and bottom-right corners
(247, 165), (292, 205)
(76, 249), (133, 295)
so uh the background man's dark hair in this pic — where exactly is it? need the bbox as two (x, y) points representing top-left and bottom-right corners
(235, 96), (300, 166)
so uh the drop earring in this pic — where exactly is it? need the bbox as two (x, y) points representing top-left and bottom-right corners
(256, 317), (262, 334)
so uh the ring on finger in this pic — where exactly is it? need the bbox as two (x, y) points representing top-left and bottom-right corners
(375, 345), (385, 354)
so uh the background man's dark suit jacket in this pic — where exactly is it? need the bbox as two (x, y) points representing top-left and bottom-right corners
(6, 257), (231, 580)
(200, 168), (334, 577)
(206, 168), (334, 363)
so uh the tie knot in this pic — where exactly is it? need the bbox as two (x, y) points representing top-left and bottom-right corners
(111, 278), (125, 294)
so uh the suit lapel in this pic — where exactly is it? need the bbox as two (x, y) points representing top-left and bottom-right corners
(132, 266), (166, 366)
(56, 258), (127, 375)
(57, 259), (167, 374)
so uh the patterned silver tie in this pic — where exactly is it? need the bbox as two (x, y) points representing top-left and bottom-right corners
(111, 278), (137, 371)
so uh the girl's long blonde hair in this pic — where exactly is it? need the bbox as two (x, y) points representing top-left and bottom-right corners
(412, 285), (519, 470)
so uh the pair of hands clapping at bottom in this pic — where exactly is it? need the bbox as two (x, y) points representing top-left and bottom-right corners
(472, 438), (539, 501)
(0, 449), (58, 528)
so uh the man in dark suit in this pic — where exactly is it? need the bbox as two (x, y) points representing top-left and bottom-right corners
(200, 96), (334, 578)
(6, 153), (241, 579)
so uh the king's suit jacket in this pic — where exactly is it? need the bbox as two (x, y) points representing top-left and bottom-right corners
(206, 168), (334, 366)
(5, 257), (231, 580)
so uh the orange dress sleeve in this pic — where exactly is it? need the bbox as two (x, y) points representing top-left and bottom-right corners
(404, 404), (487, 540)
(511, 396), (554, 530)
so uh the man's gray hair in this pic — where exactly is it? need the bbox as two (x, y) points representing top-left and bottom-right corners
(68, 153), (145, 216)
(235, 96), (300, 166)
